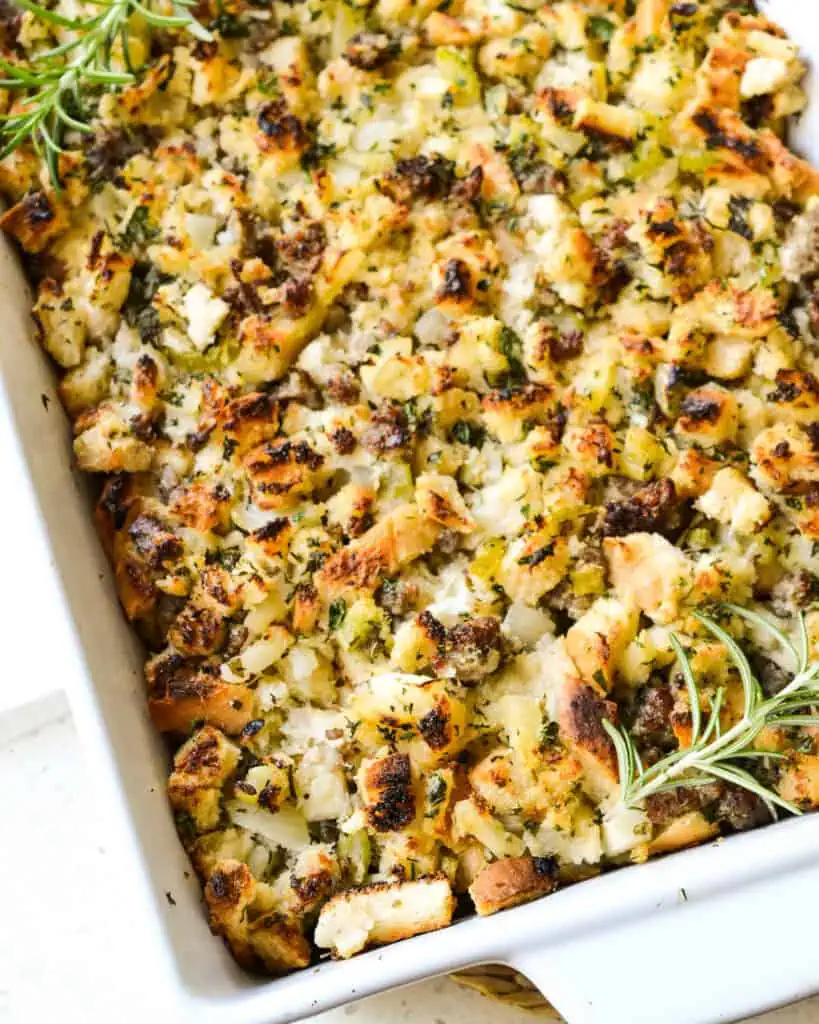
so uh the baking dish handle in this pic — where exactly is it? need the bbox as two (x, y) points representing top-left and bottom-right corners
(506, 857), (819, 1024)
(509, 917), (729, 1024)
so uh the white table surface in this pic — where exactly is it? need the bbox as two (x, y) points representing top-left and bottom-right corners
(2, 426), (819, 1024)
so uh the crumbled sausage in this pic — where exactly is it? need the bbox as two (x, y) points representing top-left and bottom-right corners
(391, 155), (456, 200)
(451, 166), (484, 204)
(602, 479), (678, 538)
(547, 328), (583, 363)
(376, 578), (419, 616)
(438, 259), (472, 302)
(361, 401), (413, 456)
(644, 787), (704, 826)
(716, 786), (770, 832)
(630, 682), (675, 745)
(344, 32), (399, 70)
(87, 126), (161, 183)
(329, 426), (356, 454)
(269, 369), (322, 409)
(770, 570), (819, 617)
(326, 370), (360, 406)
(751, 654), (791, 698)
(283, 276), (314, 315)
(445, 617), (502, 681)
(276, 222), (326, 276)
(508, 144), (566, 195)
(129, 513), (183, 568)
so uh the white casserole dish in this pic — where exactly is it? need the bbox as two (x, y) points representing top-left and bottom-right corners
(4, 3), (819, 1021)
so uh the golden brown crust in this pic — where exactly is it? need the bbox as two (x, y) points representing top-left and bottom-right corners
(0, 191), (68, 252)
(147, 655), (254, 734)
(555, 673), (619, 800)
(468, 856), (558, 916)
(315, 504), (441, 602)
(360, 753), (416, 832)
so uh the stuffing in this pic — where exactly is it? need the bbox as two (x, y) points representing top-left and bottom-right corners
(359, 753), (417, 832)
(552, 671), (619, 802)
(9, 0), (819, 981)
(204, 859), (312, 972)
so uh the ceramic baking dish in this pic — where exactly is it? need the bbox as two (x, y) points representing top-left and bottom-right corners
(4, 3), (819, 1021)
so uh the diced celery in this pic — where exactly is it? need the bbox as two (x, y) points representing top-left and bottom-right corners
(338, 829), (371, 885)
(435, 47), (481, 105)
(470, 537), (505, 584)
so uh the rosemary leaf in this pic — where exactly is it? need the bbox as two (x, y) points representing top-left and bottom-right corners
(607, 608), (819, 819)
(0, 0), (212, 188)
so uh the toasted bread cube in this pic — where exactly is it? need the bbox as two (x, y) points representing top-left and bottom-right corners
(0, 190), (69, 252)
(243, 438), (326, 511)
(552, 669), (619, 802)
(73, 405), (154, 473)
(766, 370), (819, 423)
(482, 383), (556, 444)
(566, 598), (640, 690)
(147, 655), (254, 735)
(316, 503), (441, 602)
(696, 468), (771, 536)
(203, 859), (258, 967)
(573, 97), (642, 151)
(469, 856), (557, 916)
(499, 532), (570, 606)
(34, 278), (87, 368)
(314, 876), (455, 958)
(260, 36), (315, 114)
(204, 860), (311, 972)
(674, 384), (739, 448)
(635, 0), (668, 42)
(647, 811), (719, 856)
(478, 24), (552, 81)
(416, 473), (475, 533)
(352, 674), (470, 763)
(777, 754), (819, 809)
(605, 533), (693, 625)
(168, 727), (240, 833)
(452, 796), (526, 858)
(751, 423), (819, 492)
(359, 753), (416, 833)
(219, 391), (281, 455)
(671, 448), (720, 500)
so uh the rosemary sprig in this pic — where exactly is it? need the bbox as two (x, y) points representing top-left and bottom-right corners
(603, 603), (819, 818)
(0, 0), (212, 189)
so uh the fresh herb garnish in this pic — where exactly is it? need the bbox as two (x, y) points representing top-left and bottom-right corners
(118, 206), (159, 249)
(588, 16), (615, 41)
(328, 599), (347, 631)
(499, 326), (527, 384)
(0, 0), (211, 189)
(604, 604), (819, 817)
(450, 419), (486, 447)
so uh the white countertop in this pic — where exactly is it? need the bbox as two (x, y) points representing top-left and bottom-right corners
(1, 415), (819, 1024)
